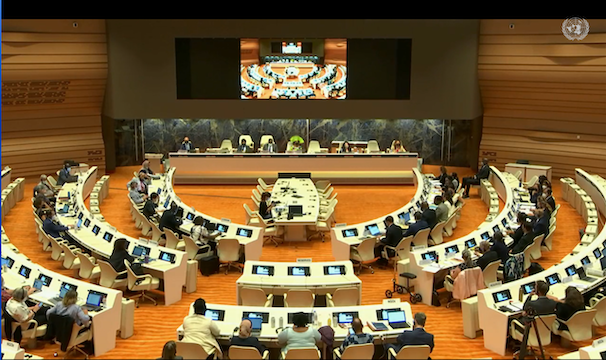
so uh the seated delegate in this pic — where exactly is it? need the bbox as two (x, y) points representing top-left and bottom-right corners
(56, 161), (78, 186)
(338, 141), (353, 153)
(374, 216), (403, 260)
(462, 158), (490, 198)
(402, 212), (429, 238)
(46, 289), (92, 331)
(182, 298), (222, 356)
(262, 139), (277, 153)
(385, 312), (434, 356)
(277, 312), (321, 356)
(180, 137), (193, 151)
(236, 139), (253, 153)
(142, 192), (160, 221)
(230, 319), (267, 355)
(158, 341), (183, 360)
(6, 286), (49, 328)
(190, 216), (220, 252)
(449, 249), (475, 280)
(258, 192), (274, 220)
(474, 241), (499, 270)
(339, 317), (373, 352)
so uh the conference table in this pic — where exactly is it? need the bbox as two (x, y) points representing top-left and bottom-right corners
(504, 163), (552, 183)
(176, 300), (414, 349)
(270, 178), (320, 242)
(1, 167), (11, 191)
(330, 168), (432, 261)
(150, 167), (265, 260)
(55, 167), (187, 306)
(1, 239), (122, 356)
(235, 261), (361, 305)
(167, 152), (419, 185)
(477, 168), (606, 356)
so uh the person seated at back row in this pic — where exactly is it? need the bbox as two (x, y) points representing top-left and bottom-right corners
(237, 139), (252, 153)
(262, 138), (277, 153)
(277, 312), (321, 356)
(338, 141), (353, 153)
(374, 216), (403, 259)
(392, 140), (406, 153)
(191, 216), (220, 252)
(385, 312), (434, 358)
(402, 212), (429, 238)
(258, 192), (274, 220)
(140, 159), (161, 180)
(230, 319), (267, 355)
(339, 317), (373, 352)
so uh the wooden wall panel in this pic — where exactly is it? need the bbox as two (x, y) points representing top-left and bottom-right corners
(1, 19), (107, 178)
(478, 20), (606, 179)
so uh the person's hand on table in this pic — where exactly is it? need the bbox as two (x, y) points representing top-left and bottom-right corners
(83, 308), (89, 315)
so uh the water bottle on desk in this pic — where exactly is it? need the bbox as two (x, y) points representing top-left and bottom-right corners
(271, 317), (275, 328)
(279, 317), (283, 328)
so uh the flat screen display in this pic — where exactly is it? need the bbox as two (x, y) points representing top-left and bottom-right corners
(342, 229), (358, 238)
(216, 224), (229, 233)
(445, 245), (459, 254)
(492, 289), (512, 303)
(365, 224), (381, 236)
(421, 251), (437, 261)
(242, 311), (269, 323)
(252, 265), (274, 276)
(159, 251), (175, 263)
(83, 219), (91, 227)
(287, 312), (313, 324)
(241, 39), (347, 100)
(522, 282), (535, 295)
(465, 239), (477, 249)
(237, 228), (253, 238)
(546, 273), (561, 285)
(204, 309), (225, 321)
(92, 225), (100, 235)
(324, 265), (346, 275)
(18, 265), (31, 278)
(38, 274), (52, 286)
(581, 256), (591, 266)
(287, 266), (310, 276)
(336, 312), (358, 324)
(103, 232), (113, 242)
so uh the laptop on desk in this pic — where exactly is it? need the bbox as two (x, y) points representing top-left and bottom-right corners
(82, 291), (104, 312)
(387, 311), (410, 329)
(247, 317), (263, 336)
(577, 267), (599, 283)
(50, 285), (72, 305)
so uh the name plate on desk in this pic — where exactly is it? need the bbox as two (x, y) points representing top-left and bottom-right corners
(419, 259), (433, 266)
(488, 281), (502, 288)
(2, 339), (20, 350)
(593, 337), (606, 348)
(562, 276), (573, 284)
(221, 218), (232, 223)
(587, 268), (606, 277)
(382, 298), (401, 305)
(296, 258), (312, 263)
(412, 245), (426, 252)
(445, 252), (457, 260)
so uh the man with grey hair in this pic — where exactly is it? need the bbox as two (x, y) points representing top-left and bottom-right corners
(129, 181), (148, 204)
(385, 312), (434, 356)
(34, 174), (56, 202)
(230, 319), (266, 355)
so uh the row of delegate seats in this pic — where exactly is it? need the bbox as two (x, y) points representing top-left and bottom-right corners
(1, 178), (25, 221)
(476, 168), (606, 356)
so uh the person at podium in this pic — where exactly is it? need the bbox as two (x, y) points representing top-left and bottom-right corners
(180, 137), (193, 152)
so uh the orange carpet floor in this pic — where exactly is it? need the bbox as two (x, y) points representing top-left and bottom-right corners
(3, 165), (602, 359)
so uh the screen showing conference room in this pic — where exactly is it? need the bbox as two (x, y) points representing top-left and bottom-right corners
(240, 38), (347, 100)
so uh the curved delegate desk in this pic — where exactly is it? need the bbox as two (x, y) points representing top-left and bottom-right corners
(176, 300), (413, 349)
(478, 168), (606, 356)
(236, 261), (361, 305)
(149, 167), (265, 260)
(55, 167), (187, 306)
(408, 166), (523, 306)
(330, 168), (435, 260)
(1, 167), (12, 191)
(167, 152), (419, 185)
(1, 232), (122, 356)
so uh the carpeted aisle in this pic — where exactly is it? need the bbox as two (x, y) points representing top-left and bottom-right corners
(3, 165), (601, 359)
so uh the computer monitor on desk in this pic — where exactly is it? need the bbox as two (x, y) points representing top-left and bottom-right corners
(204, 309), (225, 321)
(278, 173), (311, 179)
(342, 229), (358, 238)
(288, 205), (303, 217)
(365, 224), (381, 237)
(288, 266), (310, 276)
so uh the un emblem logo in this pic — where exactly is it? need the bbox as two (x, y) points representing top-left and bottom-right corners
(562, 17), (590, 41)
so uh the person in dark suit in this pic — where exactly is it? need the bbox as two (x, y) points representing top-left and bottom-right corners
(506, 213), (527, 250)
(420, 202), (437, 229)
(402, 212), (430, 238)
(159, 203), (185, 238)
(109, 238), (136, 280)
(462, 158), (490, 198)
(262, 138), (277, 153)
(375, 216), (403, 259)
(157, 340), (183, 360)
(237, 139), (252, 153)
(437, 166), (448, 185)
(554, 286), (585, 331)
(142, 193), (160, 221)
(56, 162), (78, 186)
(511, 222), (535, 255)
(545, 188), (555, 211)
(490, 231), (509, 264)
(180, 137), (192, 151)
(532, 208), (550, 240)
(385, 312), (434, 357)
(230, 319), (267, 355)
(258, 192), (274, 220)
(523, 280), (557, 317)
(41, 209), (77, 245)
(474, 241), (500, 270)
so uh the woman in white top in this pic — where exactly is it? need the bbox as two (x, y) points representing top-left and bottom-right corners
(190, 217), (219, 252)
(277, 312), (321, 354)
(6, 286), (49, 327)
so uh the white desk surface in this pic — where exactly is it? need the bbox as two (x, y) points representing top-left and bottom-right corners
(1, 243), (122, 356)
(271, 178), (320, 226)
(55, 167), (187, 306)
(176, 301), (413, 346)
(237, 260), (360, 287)
(478, 168), (606, 356)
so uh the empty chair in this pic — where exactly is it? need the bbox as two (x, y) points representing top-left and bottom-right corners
(442, 213), (457, 237)
(252, 189), (262, 207)
(219, 139), (233, 152)
(315, 180), (331, 193)
(522, 243), (533, 272)
(239, 287), (274, 307)
(307, 217), (330, 243)
(176, 341), (217, 360)
(552, 309), (597, 347)
(382, 235), (413, 271)
(243, 204), (262, 226)
(97, 260), (128, 290)
(49, 237), (70, 262)
(529, 234), (544, 260)
(217, 238), (242, 274)
(125, 260), (160, 307)
(589, 294), (606, 326)
(350, 238), (378, 275)
(321, 192), (337, 206)
(326, 287), (360, 307)
(320, 198), (338, 214)
(149, 221), (165, 244)
(523, 175), (539, 189)
(282, 347), (321, 360)
(135, 212), (153, 237)
(388, 345), (431, 360)
(321, 186), (334, 200)
(482, 260), (500, 287)
(318, 206), (336, 228)
(284, 289), (315, 307)
(257, 178), (273, 191)
(542, 225), (556, 252)
(334, 343), (374, 360)
(260, 216), (283, 247)
(59, 244), (81, 271)
(165, 229), (186, 251)
(307, 140), (321, 154)
(411, 228), (430, 249)
(509, 315), (556, 359)
(77, 253), (101, 281)
(366, 140), (380, 153)
(230, 345), (270, 360)
(428, 221), (446, 246)
(183, 235), (212, 261)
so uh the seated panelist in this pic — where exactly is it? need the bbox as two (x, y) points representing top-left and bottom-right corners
(180, 136), (193, 151)
(262, 138), (277, 153)
(237, 139), (252, 153)
(392, 140), (406, 153)
(338, 141), (353, 153)
(287, 140), (304, 153)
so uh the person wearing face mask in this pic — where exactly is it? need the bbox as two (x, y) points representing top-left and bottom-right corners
(338, 141), (353, 153)
(41, 209), (76, 245)
(57, 161), (78, 186)
(142, 192), (161, 221)
(258, 192), (275, 220)
(392, 140), (406, 153)
(180, 136), (193, 151)
(6, 286), (50, 328)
